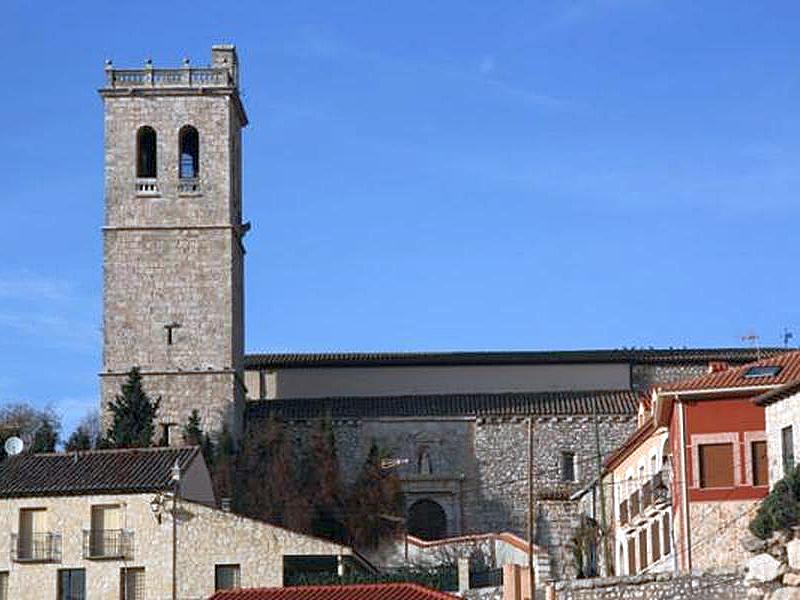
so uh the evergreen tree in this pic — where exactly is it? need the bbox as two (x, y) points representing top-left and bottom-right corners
(346, 441), (404, 549)
(182, 409), (204, 445)
(105, 367), (160, 448)
(301, 418), (346, 542)
(211, 423), (236, 503)
(31, 416), (59, 453)
(237, 416), (311, 532)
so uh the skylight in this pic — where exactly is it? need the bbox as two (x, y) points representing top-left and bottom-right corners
(743, 365), (782, 379)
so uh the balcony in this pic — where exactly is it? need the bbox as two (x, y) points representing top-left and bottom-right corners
(11, 532), (62, 563)
(629, 492), (641, 523)
(135, 178), (159, 196)
(177, 178), (202, 195)
(82, 529), (134, 560)
(642, 480), (653, 510)
(651, 471), (671, 507)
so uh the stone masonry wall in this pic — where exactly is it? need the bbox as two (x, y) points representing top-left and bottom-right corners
(688, 500), (761, 571)
(0, 493), (351, 600)
(631, 364), (708, 392)
(101, 86), (246, 438)
(551, 571), (745, 600)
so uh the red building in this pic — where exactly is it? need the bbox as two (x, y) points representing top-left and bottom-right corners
(652, 351), (800, 570)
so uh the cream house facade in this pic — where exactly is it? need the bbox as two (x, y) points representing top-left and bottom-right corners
(0, 447), (360, 600)
(755, 381), (800, 488)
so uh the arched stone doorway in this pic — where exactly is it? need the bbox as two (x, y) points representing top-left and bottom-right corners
(407, 499), (448, 540)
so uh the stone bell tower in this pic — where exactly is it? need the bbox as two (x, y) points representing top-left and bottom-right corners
(99, 45), (247, 441)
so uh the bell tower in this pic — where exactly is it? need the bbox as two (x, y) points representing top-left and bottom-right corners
(99, 45), (247, 441)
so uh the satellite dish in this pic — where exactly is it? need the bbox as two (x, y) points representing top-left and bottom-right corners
(4, 436), (23, 456)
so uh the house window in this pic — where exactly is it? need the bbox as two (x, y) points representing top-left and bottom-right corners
(662, 512), (671, 556)
(136, 126), (157, 178)
(58, 569), (85, 600)
(18, 507), (49, 560)
(626, 537), (636, 575)
(650, 520), (661, 562)
(215, 564), (241, 590)
(120, 567), (145, 600)
(751, 440), (768, 486)
(638, 528), (648, 571)
(561, 452), (576, 482)
(698, 443), (734, 488)
(179, 125), (199, 179)
(783, 426), (795, 476)
(0, 572), (8, 600)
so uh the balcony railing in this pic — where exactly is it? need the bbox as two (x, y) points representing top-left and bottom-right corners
(83, 529), (134, 560)
(106, 67), (233, 90)
(652, 470), (671, 506)
(178, 178), (201, 194)
(135, 178), (159, 196)
(11, 532), (62, 563)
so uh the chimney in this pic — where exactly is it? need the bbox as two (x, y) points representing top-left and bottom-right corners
(220, 497), (231, 512)
(708, 361), (729, 374)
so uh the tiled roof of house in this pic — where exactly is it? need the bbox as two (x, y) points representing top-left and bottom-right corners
(0, 446), (199, 498)
(660, 350), (800, 394)
(208, 583), (456, 600)
(754, 379), (800, 407)
(247, 389), (638, 420)
(244, 347), (783, 370)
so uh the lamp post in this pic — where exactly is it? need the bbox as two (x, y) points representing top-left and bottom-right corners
(171, 459), (181, 600)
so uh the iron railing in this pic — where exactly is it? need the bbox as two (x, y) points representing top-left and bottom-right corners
(11, 532), (62, 562)
(83, 529), (134, 560)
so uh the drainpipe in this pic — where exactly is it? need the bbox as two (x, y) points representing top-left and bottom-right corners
(678, 398), (691, 571)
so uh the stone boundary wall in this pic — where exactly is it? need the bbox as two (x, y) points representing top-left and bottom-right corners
(550, 571), (745, 600)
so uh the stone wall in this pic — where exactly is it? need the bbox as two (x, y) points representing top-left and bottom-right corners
(765, 392), (800, 487)
(688, 500), (760, 571)
(101, 70), (246, 439)
(630, 364), (708, 391)
(0, 492), (351, 600)
(550, 571), (745, 600)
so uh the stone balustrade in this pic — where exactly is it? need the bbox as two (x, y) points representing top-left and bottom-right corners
(104, 66), (233, 89)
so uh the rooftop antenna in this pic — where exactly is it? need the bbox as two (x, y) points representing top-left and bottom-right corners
(784, 328), (794, 349)
(741, 332), (761, 360)
(4, 436), (23, 456)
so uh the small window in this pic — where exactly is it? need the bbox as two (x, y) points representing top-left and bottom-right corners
(0, 572), (8, 600)
(650, 520), (661, 562)
(743, 365), (782, 379)
(698, 443), (734, 488)
(783, 426), (795, 475)
(752, 440), (768, 486)
(136, 126), (157, 178)
(215, 564), (241, 590)
(662, 512), (671, 555)
(638, 528), (648, 571)
(179, 125), (199, 179)
(561, 452), (576, 482)
(120, 567), (145, 600)
(58, 569), (85, 600)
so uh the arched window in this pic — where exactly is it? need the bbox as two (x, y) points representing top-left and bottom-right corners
(179, 126), (199, 179)
(136, 126), (157, 178)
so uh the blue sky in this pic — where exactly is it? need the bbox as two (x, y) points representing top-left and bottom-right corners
(1, 0), (800, 437)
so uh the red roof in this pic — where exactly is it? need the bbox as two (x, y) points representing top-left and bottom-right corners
(208, 584), (457, 600)
(659, 350), (800, 394)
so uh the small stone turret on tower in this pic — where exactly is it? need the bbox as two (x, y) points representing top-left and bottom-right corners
(98, 45), (248, 443)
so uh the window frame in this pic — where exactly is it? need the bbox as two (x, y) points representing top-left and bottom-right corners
(783, 425), (795, 476)
(120, 567), (145, 600)
(215, 564), (241, 591)
(178, 125), (200, 180)
(560, 451), (577, 483)
(135, 126), (157, 179)
(57, 568), (85, 600)
(690, 432), (740, 489)
(744, 431), (768, 487)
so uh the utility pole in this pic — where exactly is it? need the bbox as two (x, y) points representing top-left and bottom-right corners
(527, 417), (536, 599)
(593, 405), (610, 576)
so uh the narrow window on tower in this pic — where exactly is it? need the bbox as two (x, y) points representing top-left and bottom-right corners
(179, 126), (199, 179)
(136, 126), (157, 178)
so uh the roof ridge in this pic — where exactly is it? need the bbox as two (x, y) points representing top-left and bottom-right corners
(9, 445), (200, 459)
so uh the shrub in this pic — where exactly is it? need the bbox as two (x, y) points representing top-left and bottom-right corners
(749, 466), (800, 539)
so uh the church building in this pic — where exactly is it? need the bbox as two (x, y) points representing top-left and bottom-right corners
(97, 45), (781, 578)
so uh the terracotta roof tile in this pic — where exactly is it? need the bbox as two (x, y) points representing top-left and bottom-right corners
(0, 446), (199, 498)
(208, 583), (456, 600)
(248, 390), (638, 420)
(660, 351), (800, 394)
(245, 348), (784, 370)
